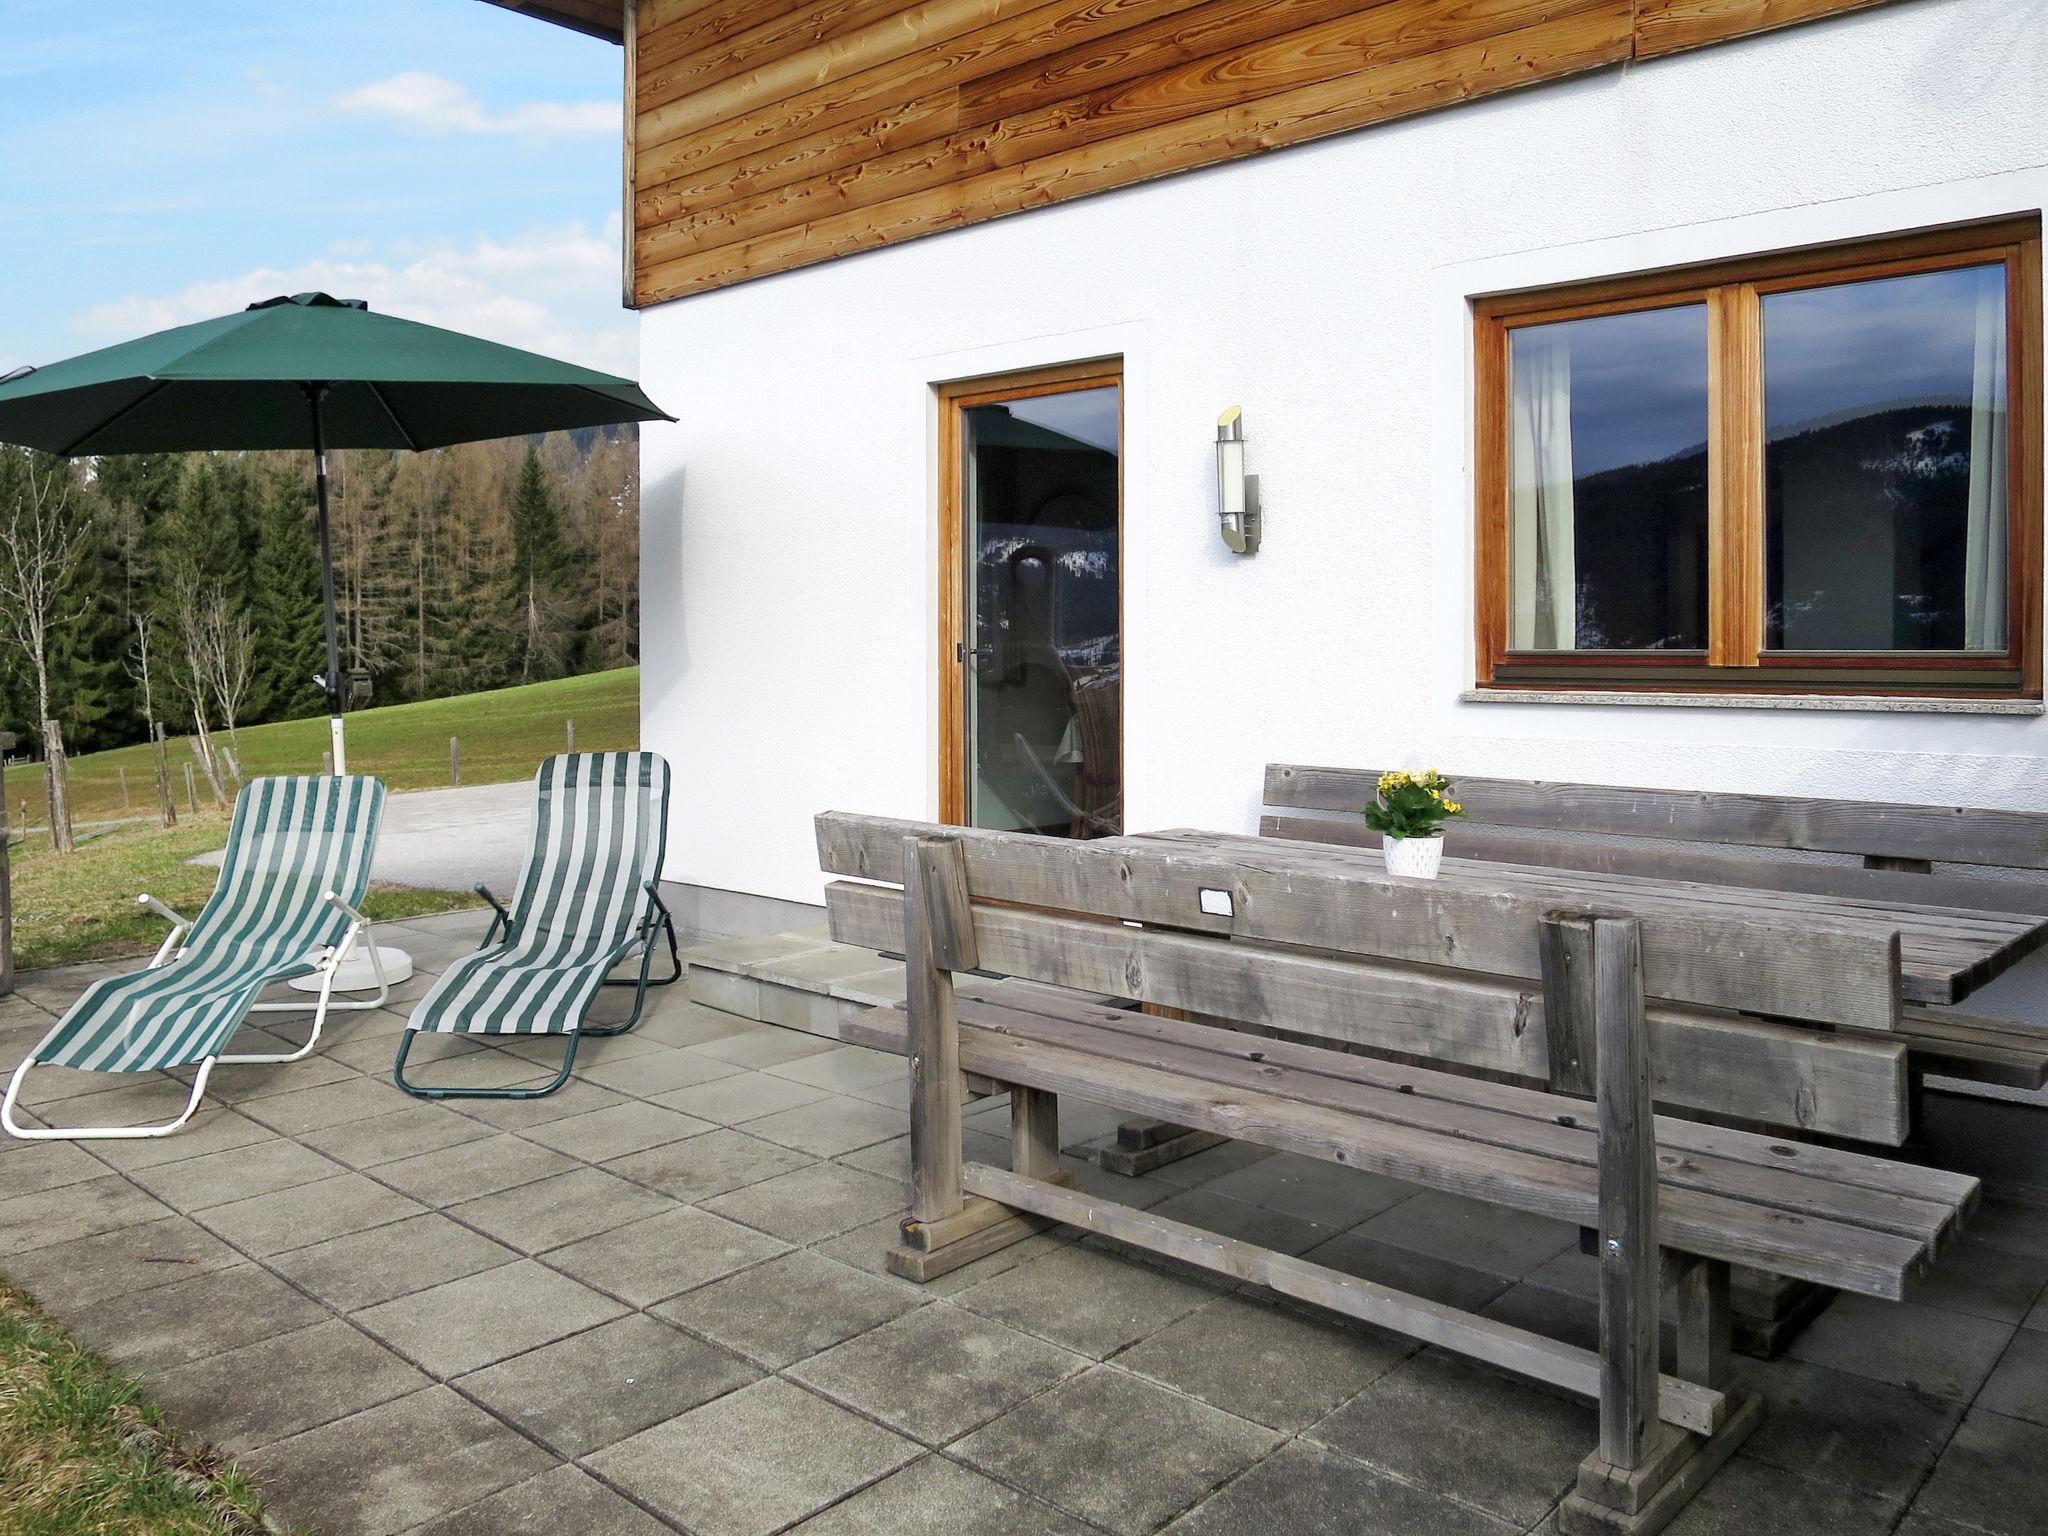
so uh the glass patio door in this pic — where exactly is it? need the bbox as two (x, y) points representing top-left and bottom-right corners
(942, 363), (1121, 838)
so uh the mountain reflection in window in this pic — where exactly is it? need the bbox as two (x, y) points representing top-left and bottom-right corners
(1764, 264), (2008, 652)
(1507, 304), (1710, 651)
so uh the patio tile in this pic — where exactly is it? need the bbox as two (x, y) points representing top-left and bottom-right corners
(1163, 1438), (1517, 1536)
(0, 1214), (242, 1307)
(1977, 1326), (2048, 1428)
(1301, 1230), (1515, 1312)
(1309, 1350), (1593, 1528)
(765, 1044), (904, 1093)
(410, 1464), (674, 1536)
(1355, 1191), (1578, 1280)
(1915, 1407), (2048, 1535)
(547, 1204), (790, 1307)
(446, 1165), (674, 1253)
(581, 1046), (744, 1097)
(1907, 1234), (2048, 1324)
(352, 1257), (627, 1376)
(788, 1453), (1095, 1536)
(1147, 1186), (1339, 1256)
(633, 1001), (759, 1049)
(604, 1125), (814, 1203)
(241, 1384), (556, 1536)
(521, 1099), (715, 1162)
(298, 1105), (496, 1170)
(457, 1312), (759, 1456)
(1660, 1455), (1901, 1535)
(1195, 1151), (1416, 1228)
(267, 1211), (521, 1312)
(71, 1105), (278, 1170)
(1968, 1194), (2048, 1263)
(200, 1170), (425, 1256)
(149, 1318), (431, 1455)
(127, 1136), (344, 1210)
(654, 1248), (924, 1368)
(690, 1025), (843, 1071)
(236, 1075), (412, 1136)
(1146, 1139), (1276, 1189)
(655, 1070), (832, 1126)
(587, 1377), (920, 1536)
(1786, 1295), (2013, 1401)
(0, 1139), (111, 1200)
(953, 1365), (1280, 1536)
(190, 1055), (360, 1104)
(1118, 1293), (1411, 1432)
(1739, 1356), (1964, 1502)
(375, 1132), (580, 1206)
(951, 1241), (1221, 1360)
(447, 1074), (631, 1129)
(0, 1173), (175, 1257)
(834, 1127), (1007, 1188)
(791, 1303), (1089, 1445)
(702, 1160), (906, 1244)
(63, 1261), (326, 1372)
(743, 1096), (906, 1157)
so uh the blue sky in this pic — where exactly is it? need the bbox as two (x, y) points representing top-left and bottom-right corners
(0, 0), (629, 376)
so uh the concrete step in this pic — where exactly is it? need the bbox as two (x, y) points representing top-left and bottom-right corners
(685, 929), (906, 1040)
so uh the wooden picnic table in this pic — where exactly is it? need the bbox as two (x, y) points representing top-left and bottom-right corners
(1118, 827), (2048, 1009)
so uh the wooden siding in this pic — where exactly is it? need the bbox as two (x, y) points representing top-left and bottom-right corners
(623, 0), (1921, 305)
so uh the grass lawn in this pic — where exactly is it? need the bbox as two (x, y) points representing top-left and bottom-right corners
(0, 1282), (285, 1535)
(6, 818), (480, 973)
(12, 666), (638, 829)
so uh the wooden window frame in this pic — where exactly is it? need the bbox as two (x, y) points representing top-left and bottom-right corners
(1473, 216), (2044, 700)
(937, 356), (1125, 828)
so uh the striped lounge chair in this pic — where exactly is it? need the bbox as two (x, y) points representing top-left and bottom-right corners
(2, 775), (389, 1141)
(394, 752), (680, 1099)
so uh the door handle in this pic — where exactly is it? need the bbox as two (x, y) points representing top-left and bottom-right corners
(955, 642), (986, 663)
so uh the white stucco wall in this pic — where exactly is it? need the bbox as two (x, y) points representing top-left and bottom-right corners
(638, 0), (2048, 906)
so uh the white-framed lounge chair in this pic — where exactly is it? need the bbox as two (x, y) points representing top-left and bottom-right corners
(2, 774), (389, 1140)
(393, 751), (678, 1099)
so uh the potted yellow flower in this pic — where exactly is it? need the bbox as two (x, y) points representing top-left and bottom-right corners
(1363, 769), (1464, 879)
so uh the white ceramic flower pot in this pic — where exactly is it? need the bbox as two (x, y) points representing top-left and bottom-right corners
(1381, 833), (1445, 880)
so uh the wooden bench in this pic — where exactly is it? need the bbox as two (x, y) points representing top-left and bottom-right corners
(817, 811), (1977, 1536)
(1261, 764), (2048, 1092)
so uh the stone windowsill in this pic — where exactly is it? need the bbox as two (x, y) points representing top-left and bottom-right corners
(1459, 688), (2046, 716)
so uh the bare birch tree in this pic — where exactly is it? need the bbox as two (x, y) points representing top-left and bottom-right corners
(198, 587), (257, 758)
(0, 451), (90, 852)
(126, 615), (177, 827)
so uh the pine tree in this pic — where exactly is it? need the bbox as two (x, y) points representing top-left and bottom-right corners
(508, 445), (577, 684)
(248, 466), (327, 720)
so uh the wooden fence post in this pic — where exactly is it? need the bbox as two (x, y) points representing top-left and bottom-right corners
(118, 765), (130, 811)
(566, 719), (576, 753)
(183, 762), (198, 814)
(42, 719), (74, 854)
(321, 750), (333, 776)
(0, 732), (14, 996)
(151, 723), (177, 828)
(450, 736), (461, 786)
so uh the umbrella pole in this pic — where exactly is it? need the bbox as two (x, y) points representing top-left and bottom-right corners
(305, 385), (347, 777)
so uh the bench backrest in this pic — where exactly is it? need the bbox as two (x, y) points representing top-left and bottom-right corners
(1262, 764), (2048, 915)
(818, 812), (1911, 1144)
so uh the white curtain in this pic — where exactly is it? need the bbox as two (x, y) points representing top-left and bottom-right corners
(1510, 327), (1577, 650)
(1964, 272), (2009, 652)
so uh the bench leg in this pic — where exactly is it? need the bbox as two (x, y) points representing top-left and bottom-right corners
(888, 1083), (1067, 1282)
(1076, 1118), (1228, 1176)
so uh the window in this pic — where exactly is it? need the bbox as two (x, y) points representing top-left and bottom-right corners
(1474, 219), (2041, 697)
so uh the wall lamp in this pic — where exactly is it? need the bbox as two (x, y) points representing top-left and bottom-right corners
(1216, 405), (1261, 554)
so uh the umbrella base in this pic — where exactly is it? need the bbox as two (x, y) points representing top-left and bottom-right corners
(289, 945), (413, 994)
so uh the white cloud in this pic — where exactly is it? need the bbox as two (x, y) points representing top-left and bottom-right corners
(333, 71), (614, 137)
(68, 217), (637, 379)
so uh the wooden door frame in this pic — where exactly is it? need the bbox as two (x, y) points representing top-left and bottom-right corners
(937, 355), (1125, 827)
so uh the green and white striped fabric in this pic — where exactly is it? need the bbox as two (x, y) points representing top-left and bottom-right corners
(409, 752), (670, 1037)
(30, 776), (386, 1073)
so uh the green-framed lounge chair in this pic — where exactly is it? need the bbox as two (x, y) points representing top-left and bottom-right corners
(2, 775), (389, 1140)
(394, 751), (679, 1099)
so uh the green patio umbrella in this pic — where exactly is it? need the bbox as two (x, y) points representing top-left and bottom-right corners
(0, 292), (672, 773)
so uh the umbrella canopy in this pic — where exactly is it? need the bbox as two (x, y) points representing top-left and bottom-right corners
(0, 292), (671, 454)
(0, 292), (672, 776)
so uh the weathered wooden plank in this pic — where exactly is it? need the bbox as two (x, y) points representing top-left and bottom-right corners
(636, 5), (1635, 299)
(964, 1161), (1729, 1434)
(931, 993), (1941, 1246)
(638, 0), (915, 118)
(818, 814), (1903, 1030)
(827, 879), (1909, 1142)
(1588, 915), (1657, 1470)
(902, 834), (970, 1225)
(1674, 1257), (1732, 1392)
(1264, 763), (2048, 871)
(837, 1007), (1935, 1297)
(1012, 1084), (1061, 1178)
(1633, 0), (1904, 59)
(1542, 913), (1600, 1097)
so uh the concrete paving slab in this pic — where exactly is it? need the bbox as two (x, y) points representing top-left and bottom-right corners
(1788, 1294), (2014, 1402)
(200, 1171), (425, 1257)
(373, 1131), (580, 1206)
(1977, 1327), (2048, 1428)
(741, 1095), (905, 1157)
(409, 1463), (675, 1536)
(0, 1173), (175, 1257)
(1163, 1438), (1518, 1536)
(1739, 1355), (1965, 1503)
(0, 1213), (243, 1308)
(579, 1045), (745, 1096)
(546, 1204), (790, 1308)
(266, 1211), (521, 1313)
(653, 1248), (925, 1370)
(656, 1071), (832, 1128)
(701, 1160), (907, 1245)
(445, 1166), (676, 1255)
(586, 1377), (920, 1536)
(603, 1125), (814, 1204)
(787, 1453), (1096, 1536)
(149, 1318), (431, 1455)
(65, 1261), (328, 1373)
(352, 1258), (628, 1377)
(1657, 1453), (1902, 1535)
(128, 1137), (345, 1211)
(298, 1105), (495, 1171)
(520, 1098), (715, 1162)
(951, 1240), (1222, 1361)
